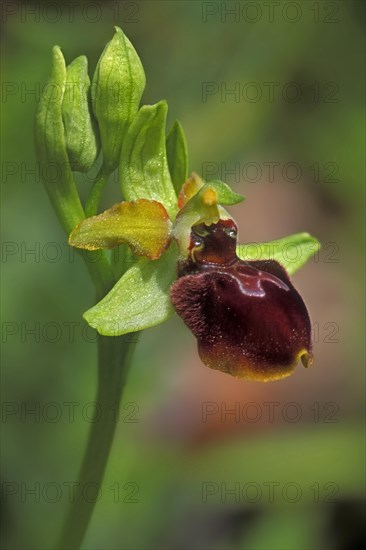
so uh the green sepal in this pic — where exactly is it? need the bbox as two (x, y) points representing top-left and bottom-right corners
(237, 232), (321, 275)
(92, 26), (146, 173)
(119, 101), (178, 218)
(62, 55), (98, 172)
(84, 244), (178, 336)
(35, 46), (67, 167)
(166, 120), (188, 194)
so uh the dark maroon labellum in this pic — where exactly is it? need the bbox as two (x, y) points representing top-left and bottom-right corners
(171, 219), (313, 381)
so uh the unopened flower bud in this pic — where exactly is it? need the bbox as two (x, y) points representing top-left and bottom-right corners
(91, 26), (146, 173)
(62, 56), (98, 172)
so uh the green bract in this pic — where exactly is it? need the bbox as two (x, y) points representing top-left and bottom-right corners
(35, 46), (66, 168)
(92, 26), (146, 173)
(35, 46), (85, 233)
(119, 101), (178, 218)
(84, 245), (178, 336)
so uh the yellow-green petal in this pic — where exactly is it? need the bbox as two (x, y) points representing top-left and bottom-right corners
(69, 199), (171, 260)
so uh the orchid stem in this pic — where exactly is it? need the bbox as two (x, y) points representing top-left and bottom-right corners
(57, 331), (139, 550)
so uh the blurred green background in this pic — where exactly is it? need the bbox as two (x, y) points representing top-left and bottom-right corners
(1, 1), (365, 549)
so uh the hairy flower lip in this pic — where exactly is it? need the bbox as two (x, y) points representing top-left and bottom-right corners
(171, 219), (313, 382)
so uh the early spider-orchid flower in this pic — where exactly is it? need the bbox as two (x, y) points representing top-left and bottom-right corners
(69, 173), (317, 382)
(171, 218), (312, 381)
(35, 27), (319, 382)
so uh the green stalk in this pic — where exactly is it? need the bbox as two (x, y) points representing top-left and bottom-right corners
(58, 332), (139, 550)
(85, 169), (109, 218)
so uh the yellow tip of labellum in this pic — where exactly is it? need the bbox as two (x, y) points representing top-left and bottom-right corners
(298, 349), (313, 368)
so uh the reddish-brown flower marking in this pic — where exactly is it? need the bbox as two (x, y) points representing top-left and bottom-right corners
(171, 219), (313, 381)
